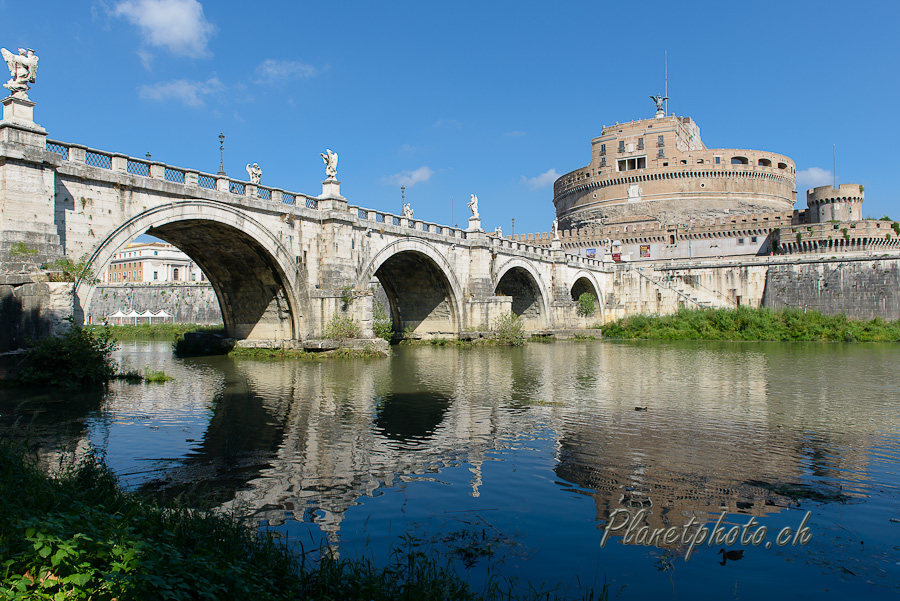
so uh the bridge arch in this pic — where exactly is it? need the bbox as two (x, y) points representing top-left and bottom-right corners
(570, 271), (604, 320)
(76, 200), (302, 342)
(360, 239), (463, 338)
(492, 258), (550, 329)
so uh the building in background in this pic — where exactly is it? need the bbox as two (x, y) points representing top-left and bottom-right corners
(102, 242), (206, 284)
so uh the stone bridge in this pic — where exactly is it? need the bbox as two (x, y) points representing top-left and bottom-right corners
(0, 111), (608, 344)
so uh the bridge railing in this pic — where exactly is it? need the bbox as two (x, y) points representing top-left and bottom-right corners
(44, 138), (321, 211)
(347, 205), (469, 239)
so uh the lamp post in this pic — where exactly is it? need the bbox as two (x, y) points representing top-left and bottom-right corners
(218, 133), (226, 175)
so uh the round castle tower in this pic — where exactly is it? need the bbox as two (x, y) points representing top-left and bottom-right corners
(806, 184), (864, 223)
(553, 99), (797, 230)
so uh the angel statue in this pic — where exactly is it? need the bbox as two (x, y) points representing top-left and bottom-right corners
(494, 226), (503, 237)
(246, 162), (262, 184)
(2, 47), (38, 99)
(552, 219), (559, 240)
(320, 149), (338, 180)
(650, 94), (668, 117)
(467, 193), (479, 219)
(402, 202), (413, 218)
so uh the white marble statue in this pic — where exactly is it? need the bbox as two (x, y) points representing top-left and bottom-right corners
(320, 149), (338, 180)
(467, 193), (479, 219)
(494, 226), (503, 237)
(2, 47), (38, 98)
(246, 162), (262, 184)
(402, 202), (413, 218)
(552, 219), (559, 240)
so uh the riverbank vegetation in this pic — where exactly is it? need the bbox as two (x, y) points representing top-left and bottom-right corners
(600, 307), (900, 342)
(97, 323), (224, 340)
(17, 320), (118, 389)
(0, 442), (606, 600)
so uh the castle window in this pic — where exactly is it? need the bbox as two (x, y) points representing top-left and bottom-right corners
(697, 159), (704, 164)
(758, 158), (772, 167)
(777, 162), (787, 169)
(657, 135), (665, 147)
(600, 144), (606, 156)
(715, 156), (721, 164)
(751, 236), (758, 243)
(738, 238), (745, 244)
(731, 156), (749, 165)
(173, 268), (179, 281)
(153, 271), (158, 280)
(637, 137), (644, 150)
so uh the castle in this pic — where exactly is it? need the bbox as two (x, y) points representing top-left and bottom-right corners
(513, 98), (897, 261)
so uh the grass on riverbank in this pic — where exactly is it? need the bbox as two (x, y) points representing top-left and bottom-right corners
(230, 346), (387, 359)
(600, 307), (900, 342)
(93, 323), (224, 341)
(0, 442), (606, 600)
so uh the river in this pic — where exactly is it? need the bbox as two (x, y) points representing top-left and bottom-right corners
(2, 339), (899, 599)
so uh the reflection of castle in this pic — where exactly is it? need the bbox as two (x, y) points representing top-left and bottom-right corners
(512, 98), (897, 260)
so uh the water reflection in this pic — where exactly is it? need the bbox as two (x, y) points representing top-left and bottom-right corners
(3, 340), (899, 595)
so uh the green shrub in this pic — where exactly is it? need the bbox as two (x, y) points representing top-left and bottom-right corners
(324, 314), (361, 340)
(493, 313), (525, 346)
(576, 292), (596, 317)
(42, 255), (96, 283)
(373, 303), (393, 341)
(18, 320), (118, 388)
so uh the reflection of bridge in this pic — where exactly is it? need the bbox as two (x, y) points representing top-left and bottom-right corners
(0, 106), (607, 343)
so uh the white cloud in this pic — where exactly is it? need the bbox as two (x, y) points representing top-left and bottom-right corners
(505, 130), (527, 137)
(433, 118), (461, 129)
(796, 166), (833, 190)
(522, 168), (560, 190)
(400, 143), (418, 154)
(138, 76), (223, 107)
(113, 0), (216, 57)
(383, 166), (434, 187)
(253, 59), (318, 84)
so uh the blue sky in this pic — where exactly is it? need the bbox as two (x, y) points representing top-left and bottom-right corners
(3, 0), (898, 237)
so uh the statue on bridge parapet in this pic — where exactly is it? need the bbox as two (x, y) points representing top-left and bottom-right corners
(552, 219), (559, 240)
(320, 149), (338, 181)
(246, 162), (262, 185)
(467, 193), (479, 219)
(402, 202), (413, 218)
(2, 47), (38, 99)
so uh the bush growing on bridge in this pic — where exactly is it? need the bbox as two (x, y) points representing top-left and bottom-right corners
(373, 303), (393, 341)
(493, 313), (525, 346)
(324, 313), (361, 340)
(576, 292), (596, 317)
(18, 319), (118, 389)
(42, 255), (97, 283)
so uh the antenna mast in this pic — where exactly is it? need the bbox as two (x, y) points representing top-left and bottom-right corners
(665, 51), (668, 116)
(833, 144), (836, 189)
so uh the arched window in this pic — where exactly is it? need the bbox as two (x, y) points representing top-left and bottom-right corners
(173, 267), (179, 281)
(758, 158), (772, 167)
(731, 156), (749, 165)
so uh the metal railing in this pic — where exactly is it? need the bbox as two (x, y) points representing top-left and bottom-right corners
(127, 159), (150, 177)
(164, 168), (184, 184)
(85, 151), (111, 169)
(46, 141), (69, 159)
(198, 174), (216, 189)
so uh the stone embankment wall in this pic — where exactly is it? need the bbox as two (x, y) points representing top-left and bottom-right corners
(761, 259), (900, 320)
(89, 284), (222, 325)
(0, 275), (73, 353)
(599, 255), (900, 322)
